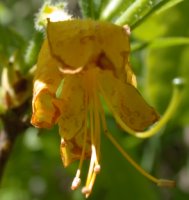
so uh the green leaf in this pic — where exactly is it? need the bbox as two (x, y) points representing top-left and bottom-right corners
(149, 37), (189, 49)
(115, 0), (157, 26)
(114, 0), (184, 30)
(156, 0), (184, 15)
(0, 25), (25, 59)
(131, 37), (189, 52)
(131, 0), (184, 29)
(99, 0), (128, 21)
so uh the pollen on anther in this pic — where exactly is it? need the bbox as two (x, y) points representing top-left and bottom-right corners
(82, 186), (91, 195)
(157, 179), (176, 188)
(94, 164), (101, 173)
(61, 138), (66, 147)
(71, 177), (81, 190)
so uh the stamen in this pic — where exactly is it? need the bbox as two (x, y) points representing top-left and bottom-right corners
(94, 164), (101, 173)
(86, 172), (97, 198)
(82, 68), (102, 197)
(82, 187), (91, 196)
(71, 173), (81, 190)
(84, 145), (100, 195)
(82, 167), (99, 198)
(84, 88), (100, 197)
(157, 179), (176, 187)
(104, 130), (175, 188)
(84, 99), (96, 188)
(85, 145), (97, 187)
(93, 90), (101, 161)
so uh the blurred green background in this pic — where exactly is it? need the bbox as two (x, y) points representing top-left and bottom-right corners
(0, 0), (189, 200)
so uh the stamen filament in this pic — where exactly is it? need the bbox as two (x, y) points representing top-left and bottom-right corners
(86, 172), (97, 198)
(85, 145), (97, 187)
(94, 91), (101, 161)
(84, 98), (97, 190)
(83, 70), (101, 197)
(105, 129), (175, 187)
(71, 171), (81, 190)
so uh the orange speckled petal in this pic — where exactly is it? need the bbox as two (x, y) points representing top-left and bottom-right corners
(47, 19), (100, 70)
(31, 39), (63, 128)
(58, 74), (90, 166)
(47, 19), (131, 74)
(60, 130), (91, 167)
(98, 70), (159, 132)
(31, 89), (62, 128)
(96, 21), (130, 72)
(58, 74), (85, 139)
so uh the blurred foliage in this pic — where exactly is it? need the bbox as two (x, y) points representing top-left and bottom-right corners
(0, 0), (189, 200)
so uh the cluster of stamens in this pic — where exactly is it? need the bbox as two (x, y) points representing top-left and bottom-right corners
(67, 67), (175, 198)
(69, 68), (102, 197)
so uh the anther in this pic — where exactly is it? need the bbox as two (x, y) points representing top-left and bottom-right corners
(94, 164), (101, 173)
(157, 179), (176, 188)
(71, 177), (81, 190)
(61, 138), (66, 147)
(82, 186), (91, 196)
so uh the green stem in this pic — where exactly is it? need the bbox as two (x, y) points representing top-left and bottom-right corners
(115, 0), (155, 26)
(130, 0), (171, 30)
(115, 0), (183, 29)
(100, 0), (124, 21)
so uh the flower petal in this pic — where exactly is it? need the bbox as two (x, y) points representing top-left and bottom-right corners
(60, 130), (91, 167)
(98, 70), (159, 131)
(58, 74), (91, 166)
(96, 52), (136, 87)
(31, 40), (63, 128)
(31, 89), (62, 128)
(95, 21), (130, 72)
(47, 19), (131, 74)
(47, 20), (100, 71)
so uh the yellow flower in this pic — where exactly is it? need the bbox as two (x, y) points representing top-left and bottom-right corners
(31, 19), (173, 197)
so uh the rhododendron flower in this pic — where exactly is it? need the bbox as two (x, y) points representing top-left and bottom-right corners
(31, 19), (174, 197)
